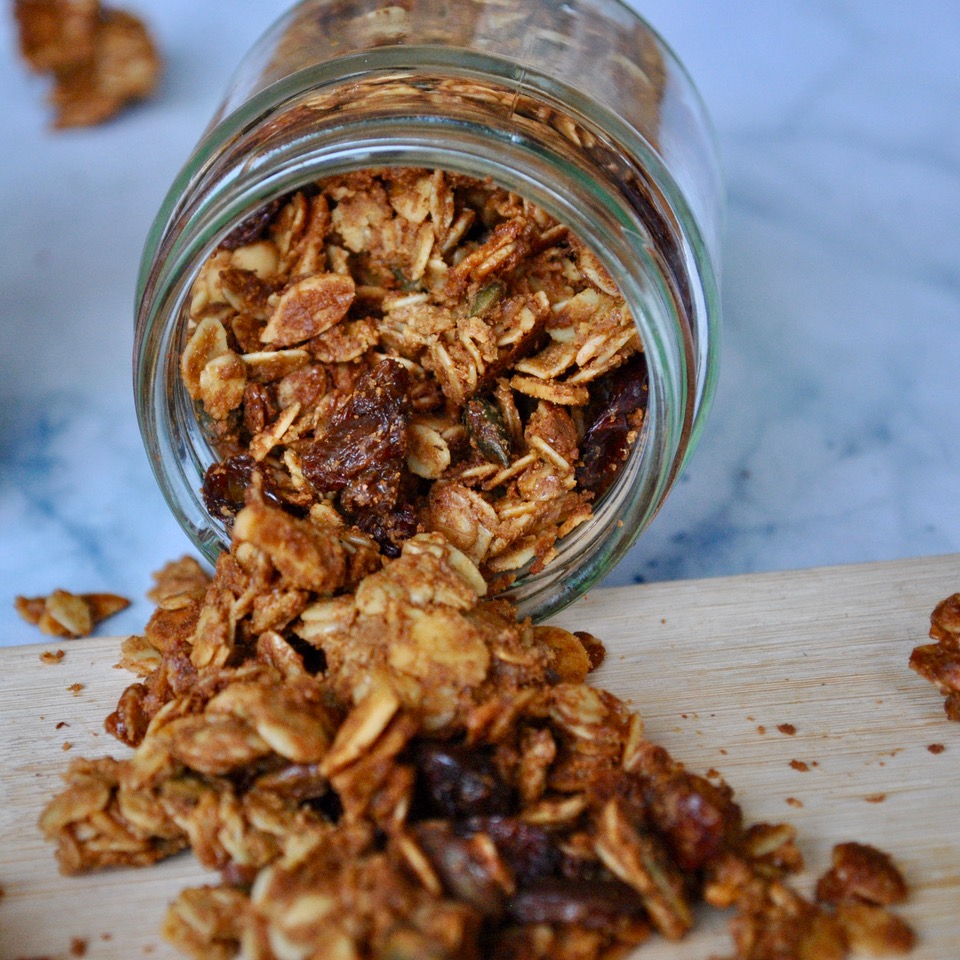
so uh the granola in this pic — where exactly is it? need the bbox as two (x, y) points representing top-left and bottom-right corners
(14, 588), (130, 638)
(13, 0), (161, 128)
(40, 503), (916, 960)
(183, 168), (649, 590)
(909, 591), (960, 721)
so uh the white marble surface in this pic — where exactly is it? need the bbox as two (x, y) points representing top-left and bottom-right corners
(1, 1), (958, 646)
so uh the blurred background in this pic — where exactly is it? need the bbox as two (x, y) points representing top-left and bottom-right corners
(2, 0), (958, 645)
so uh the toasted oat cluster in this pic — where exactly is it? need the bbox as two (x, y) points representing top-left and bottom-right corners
(183, 168), (648, 590)
(14, 588), (129, 638)
(39, 502), (915, 960)
(13, 0), (161, 128)
(909, 592), (960, 721)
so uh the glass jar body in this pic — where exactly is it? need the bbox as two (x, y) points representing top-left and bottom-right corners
(134, 0), (722, 620)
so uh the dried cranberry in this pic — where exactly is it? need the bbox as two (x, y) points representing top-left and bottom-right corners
(412, 742), (514, 819)
(576, 353), (649, 496)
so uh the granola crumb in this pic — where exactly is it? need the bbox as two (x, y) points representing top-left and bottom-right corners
(757, 724), (767, 735)
(70, 936), (88, 957)
(61, 741), (72, 751)
(786, 797), (804, 808)
(789, 759), (810, 772)
(66, 683), (84, 695)
(55, 721), (69, 730)
(864, 793), (887, 804)
(40, 649), (65, 664)
(778, 722), (797, 735)
(927, 742), (946, 754)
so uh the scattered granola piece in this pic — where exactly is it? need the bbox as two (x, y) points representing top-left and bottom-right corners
(15, 588), (130, 638)
(927, 743), (945, 754)
(778, 723), (797, 735)
(816, 842), (909, 907)
(909, 591), (960, 721)
(40, 648), (66, 664)
(835, 900), (916, 955)
(13, 0), (161, 128)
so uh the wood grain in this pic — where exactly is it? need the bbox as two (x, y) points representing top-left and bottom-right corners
(2, 554), (958, 960)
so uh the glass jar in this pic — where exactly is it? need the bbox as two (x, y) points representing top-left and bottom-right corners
(134, 0), (722, 621)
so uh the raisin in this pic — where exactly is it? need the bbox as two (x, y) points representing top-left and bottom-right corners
(457, 816), (560, 885)
(300, 359), (411, 492)
(354, 498), (419, 558)
(646, 770), (743, 871)
(412, 821), (507, 916)
(202, 454), (256, 522)
(301, 359), (416, 553)
(412, 741), (514, 819)
(219, 195), (286, 250)
(576, 352), (649, 496)
(506, 877), (646, 927)
(201, 453), (292, 524)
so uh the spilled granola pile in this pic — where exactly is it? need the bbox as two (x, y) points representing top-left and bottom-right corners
(40, 500), (916, 959)
(182, 168), (648, 591)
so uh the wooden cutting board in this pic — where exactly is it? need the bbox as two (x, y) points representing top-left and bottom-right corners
(2, 554), (959, 960)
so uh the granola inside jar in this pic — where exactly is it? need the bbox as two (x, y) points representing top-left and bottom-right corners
(134, 0), (722, 620)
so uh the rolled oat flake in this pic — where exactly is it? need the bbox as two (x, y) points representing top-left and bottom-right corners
(135, 0), (722, 620)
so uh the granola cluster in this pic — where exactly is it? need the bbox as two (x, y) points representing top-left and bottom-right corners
(183, 168), (648, 591)
(909, 591), (960, 721)
(15, 587), (129, 638)
(40, 502), (915, 960)
(13, 0), (161, 128)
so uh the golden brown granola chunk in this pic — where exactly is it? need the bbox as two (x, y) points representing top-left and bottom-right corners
(909, 591), (960, 720)
(13, 0), (161, 127)
(14, 588), (129, 637)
